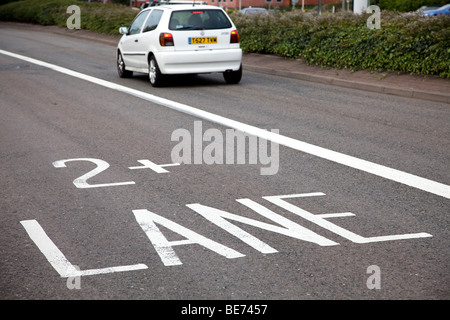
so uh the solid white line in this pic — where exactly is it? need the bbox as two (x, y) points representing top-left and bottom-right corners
(1, 49), (449, 199)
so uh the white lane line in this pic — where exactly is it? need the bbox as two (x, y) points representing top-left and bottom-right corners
(1, 49), (449, 199)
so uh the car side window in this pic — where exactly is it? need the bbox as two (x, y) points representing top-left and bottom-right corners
(143, 9), (163, 33)
(128, 10), (151, 35)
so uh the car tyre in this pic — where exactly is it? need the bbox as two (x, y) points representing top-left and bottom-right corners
(223, 64), (242, 84)
(149, 55), (164, 87)
(117, 51), (133, 78)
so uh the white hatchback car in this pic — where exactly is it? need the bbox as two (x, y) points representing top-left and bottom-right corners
(117, 1), (242, 87)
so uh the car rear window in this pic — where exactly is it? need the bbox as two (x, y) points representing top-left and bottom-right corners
(169, 9), (232, 30)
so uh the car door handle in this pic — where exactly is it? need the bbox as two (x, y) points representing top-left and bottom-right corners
(135, 39), (138, 42)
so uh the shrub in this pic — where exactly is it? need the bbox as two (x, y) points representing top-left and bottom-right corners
(0, 0), (136, 34)
(230, 10), (450, 78)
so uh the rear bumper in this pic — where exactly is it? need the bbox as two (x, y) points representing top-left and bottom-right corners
(155, 48), (242, 74)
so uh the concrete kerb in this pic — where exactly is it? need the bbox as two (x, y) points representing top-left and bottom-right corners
(245, 64), (450, 104)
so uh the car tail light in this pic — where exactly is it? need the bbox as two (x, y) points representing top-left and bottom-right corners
(230, 30), (239, 44)
(159, 33), (174, 46)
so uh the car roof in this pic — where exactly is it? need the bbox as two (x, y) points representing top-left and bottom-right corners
(143, 4), (223, 12)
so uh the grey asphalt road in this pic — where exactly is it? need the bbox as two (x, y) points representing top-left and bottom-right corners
(0, 25), (449, 304)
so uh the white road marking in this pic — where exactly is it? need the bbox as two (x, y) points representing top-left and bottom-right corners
(20, 219), (148, 277)
(133, 209), (245, 266)
(187, 199), (338, 251)
(1, 49), (449, 199)
(53, 158), (135, 188)
(129, 159), (180, 173)
(263, 193), (432, 243)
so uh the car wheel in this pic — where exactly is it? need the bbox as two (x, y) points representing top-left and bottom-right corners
(149, 55), (164, 87)
(117, 51), (133, 78)
(223, 65), (242, 84)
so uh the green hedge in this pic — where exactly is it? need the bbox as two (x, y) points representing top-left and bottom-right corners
(1, 0), (449, 78)
(230, 10), (450, 78)
(0, 0), (136, 34)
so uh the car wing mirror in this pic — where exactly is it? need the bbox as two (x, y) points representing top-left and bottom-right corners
(119, 27), (129, 35)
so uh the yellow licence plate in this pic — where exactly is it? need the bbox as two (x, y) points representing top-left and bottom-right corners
(189, 37), (217, 45)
